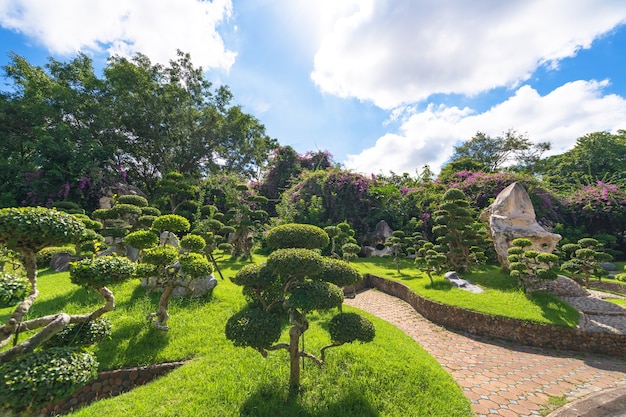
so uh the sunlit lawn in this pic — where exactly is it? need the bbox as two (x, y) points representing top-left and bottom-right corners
(0, 254), (472, 417)
(350, 257), (580, 327)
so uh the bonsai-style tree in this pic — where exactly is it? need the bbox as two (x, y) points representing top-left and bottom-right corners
(225, 223), (374, 391)
(385, 230), (410, 273)
(0, 207), (85, 361)
(140, 214), (214, 330)
(432, 188), (487, 273)
(222, 184), (269, 260)
(560, 238), (614, 286)
(507, 238), (560, 296)
(191, 207), (229, 279)
(414, 241), (448, 285)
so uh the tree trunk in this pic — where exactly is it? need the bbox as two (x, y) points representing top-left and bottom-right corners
(154, 286), (174, 330)
(0, 313), (70, 364)
(0, 250), (39, 346)
(288, 324), (302, 390)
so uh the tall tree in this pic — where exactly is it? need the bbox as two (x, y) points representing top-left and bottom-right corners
(450, 130), (550, 173)
(539, 131), (626, 190)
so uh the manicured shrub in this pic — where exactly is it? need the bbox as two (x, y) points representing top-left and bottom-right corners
(36, 246), (76, 266)
(141, 206), (161, 216)
(286, 281), (343, 310)
(0, 347), (98, 412)
(180, 234), (206, 253)
(266, 223), (330, 250)
(70, 256), (137, 288)
(179, 253), (213, 278)
(123, 229), (159, 251)
(329, 312), (376, 344)
(0, 207), (85, 252)
(43, 318), (112, 348)
(225, 308), (282, 350)
(142, 246), (179, 267)
(116, 194), (148, 207)
(152, 214), (190, 234)
(0, 273), (30, 306)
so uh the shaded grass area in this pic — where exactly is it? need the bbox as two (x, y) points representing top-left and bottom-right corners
(0, 255), (472, 417)
(350, 258), (580, 327)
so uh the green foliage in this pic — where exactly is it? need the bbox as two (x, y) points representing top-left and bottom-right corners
(414, 242), (448, 285)
(341, 242), (361, 262)
(116, 195), (148, 207)
(225, 308), (282, 350)
(0, 347), (98, 412)
(0, 207), (86, 252)
(123, 229), (159, 250)
(110, 203), (142, 217)
(151, 214), (190, 234)
(179, 252), (213, 278)
(70, 256), (137, 288)
(180, 234), (206, 253)
(0, 272), (30, 306)
(329, 312), (376, 344)
(36, 246), (76, 266)
(560, 238), (613, 285)
(320, 257), (363, 288)
(267, 248), (325, 278)
(287, 281), (343, 310)
(432, 189), (487, 273)
(141, 206), (161, 217)
(43, 318), (112, 348)
(72, 214), (102, 231)
(266, 223), (330, 250)
(507, 238), (559, 295)
(142, 245), (179, 267)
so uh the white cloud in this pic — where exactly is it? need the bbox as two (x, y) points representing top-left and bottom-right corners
(311, 0), (626, 109)
(343, 80), (626, 175)
(0, 0), (236, 70)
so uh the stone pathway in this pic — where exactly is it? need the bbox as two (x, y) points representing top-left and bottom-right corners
(344, 289), (626, 417)
(562, 290), (626, 334)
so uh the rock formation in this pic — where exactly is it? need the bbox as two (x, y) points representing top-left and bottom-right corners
(361, 220), (394, 257)
(480, 182), (561, 268)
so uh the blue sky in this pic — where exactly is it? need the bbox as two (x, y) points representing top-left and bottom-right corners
(1, 0), (626, 176)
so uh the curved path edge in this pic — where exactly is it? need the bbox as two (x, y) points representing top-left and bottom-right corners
(344, 276), (626, 417)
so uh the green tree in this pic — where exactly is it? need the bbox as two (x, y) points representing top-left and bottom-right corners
(449, 130), (550, 173)
(432, 189), (487, 273)
(539, 131), (626, 190)
(560, 238), (613, 286)
(507, 238), (559, 296)
(385, 230), (410, 273)
(225, 224), (374, 391)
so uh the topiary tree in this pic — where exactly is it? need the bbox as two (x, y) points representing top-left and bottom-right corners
(0, 207), (85, 361)
(226, 223), (374, 391)
(384, 230), (410, 273)
(139, 214), (214, 330)
(560, 238), (614, 286)
(221, 184), (269, 260)
(0, 347), (98, 414)
(432, 188), (487, 273)
(414, 241), (448, 285)
(507, 238), (560, 296)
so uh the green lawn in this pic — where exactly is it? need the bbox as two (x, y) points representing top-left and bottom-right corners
(0, 256), (472, 417)
(350, 258), (580, 327)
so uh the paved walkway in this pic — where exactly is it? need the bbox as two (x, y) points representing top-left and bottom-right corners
(344, 289), (626, 417)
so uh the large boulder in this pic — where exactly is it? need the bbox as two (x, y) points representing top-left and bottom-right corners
(361, 220), (394, 257)
(480, 182), (561, 268)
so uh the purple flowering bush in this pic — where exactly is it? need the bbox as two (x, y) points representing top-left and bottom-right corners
(277, 168), (373, 235)
(564, 181), (626, 241)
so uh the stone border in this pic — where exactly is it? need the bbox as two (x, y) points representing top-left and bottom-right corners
(355, 274), (626, 357)
(38, 361), (186, 416)
(589, 280), (626, 296)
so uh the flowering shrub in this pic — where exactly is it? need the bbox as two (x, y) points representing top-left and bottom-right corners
(277, 168), (373, 235)
(563, 181), (626, 244)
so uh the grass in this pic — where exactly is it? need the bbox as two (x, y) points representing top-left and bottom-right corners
(350, 257), (580, 327)
(0, 256), (472, 417)
(606, 298), (626, 307)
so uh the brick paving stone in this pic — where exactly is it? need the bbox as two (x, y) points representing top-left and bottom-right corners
(344, 289), (626, 416)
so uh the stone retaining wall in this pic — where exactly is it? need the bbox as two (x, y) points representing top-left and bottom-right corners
(356, 274), (626, 357)
(38, 361), (186, 416)
(589, 280), (626, 296)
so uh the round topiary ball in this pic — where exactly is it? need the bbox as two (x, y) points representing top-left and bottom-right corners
(225, 308), (282, 350)
(266, 223), (330, 250)
(329, 312), (375, 344)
